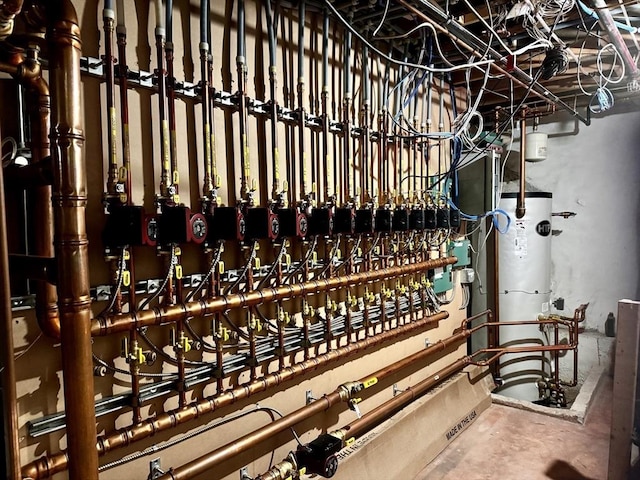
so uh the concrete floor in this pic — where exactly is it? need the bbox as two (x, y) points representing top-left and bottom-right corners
(415, 376), (612, 480)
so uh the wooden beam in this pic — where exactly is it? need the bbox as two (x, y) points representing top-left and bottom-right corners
(608, 300), (640, 480)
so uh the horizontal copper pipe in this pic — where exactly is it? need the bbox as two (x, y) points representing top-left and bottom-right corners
(339, 356), (470, 440)
(155, 312), (468, 480)
(22, 310), (450, 479)
(93, 256), (457, 336)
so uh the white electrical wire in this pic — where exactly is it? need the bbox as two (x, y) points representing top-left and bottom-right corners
(1, 136), (17, 167)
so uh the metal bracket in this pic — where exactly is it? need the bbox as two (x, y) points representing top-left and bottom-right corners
(148, 458), (164, 480)
(306, 390), (316, 405)
(424, 338), (431, 348)
(393, 383), (401, 397)
(240, 466), (251, 480)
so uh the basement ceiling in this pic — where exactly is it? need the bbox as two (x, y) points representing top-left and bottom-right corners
(326, 0), (640, 120)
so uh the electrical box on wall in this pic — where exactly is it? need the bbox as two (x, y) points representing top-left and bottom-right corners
(448, 239), (471, 268)
(433, 266), (454, 294)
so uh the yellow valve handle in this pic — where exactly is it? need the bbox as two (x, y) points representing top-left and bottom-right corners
(122, 270), (131, 287)
(173, 170), (179, 185)
(218, 261), (225, 274)
(119, 193), (128, 204)
(251, 178), (257, 191)
(312, 252), (318, 263)
(345, 437), (356, 447)
(220, 327), (230, 342)
(362, 377), (378, 389)
(374, 246), (380, 255)
(284, 312), (291, 324)
(173, 194), (180, 204)
(351, 397), (362, 404)
(285, 254), (292, 266)
(134, 346), (146, 365)
(336, 249), (342, 259)
(357, 248), (362, 257)
(123, 249), (130, 261)
(118, 166), (128, 182)
(299, 467), (307, 475)
(215, 175), (221, 188)
(175, 265), (183, 280)
(254, 258), (261, 270)
(175, 247), (182, 256)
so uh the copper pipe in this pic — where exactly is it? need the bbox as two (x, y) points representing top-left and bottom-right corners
(17, 48), (59, 339)
(340, 356), (470, 441)
(156, 312), (462, 480)
(516, 110), (526, 219)
(0, 118), (21, 480)
(0, 47), (60, 339)
(22, 310), (449, 479)
(0, 0), (23, 40)
(47, 1), (99, 479)
(94, 256), (457, 336)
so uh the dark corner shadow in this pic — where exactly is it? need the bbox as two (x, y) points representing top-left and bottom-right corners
(545, 460), (597, 480)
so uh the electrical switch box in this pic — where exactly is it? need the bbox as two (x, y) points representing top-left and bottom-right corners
(432, 266), (453, 294)
(448, 239), (471, 268)
(374, 208), (393, 233)
(308, 208), (333, 236)
(245, 207), (279, 240)
(409, 208), (425, 230)
(355, 209), (374, 234)
(393, 208), (410, 231)
(333, 207), (355, 235)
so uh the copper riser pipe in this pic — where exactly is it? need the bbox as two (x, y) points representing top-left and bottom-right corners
(47, 2), (99, 480)
(516, 111), (526, 219)
(22, 310), (452, 479)
(94, 256), (457, 336)
(0, 116), (21, 480)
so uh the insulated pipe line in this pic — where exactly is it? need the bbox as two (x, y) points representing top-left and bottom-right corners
(264, 0), (281, 203)
(297, 0), (308, 201)
(321, 8), (330, 203)
(198, 0), (213, 200)
(47, 1), (100, 478)
(93, 257), (457, 336)
(115, 0), (132, 203)
(393, 0), (591, 125)
(165, 0), (179, 200)
(0, 119), (21, 480)
(22, 310), (450, 480)
(516, 110), (526, 219)
(153, 0), (171, 200)
(103, 0), (119, 197)
(237, 0), (251, 202)
(155, 310), (483, 480)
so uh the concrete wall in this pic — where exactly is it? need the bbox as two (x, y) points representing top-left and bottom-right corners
(519, 107), (640, 333)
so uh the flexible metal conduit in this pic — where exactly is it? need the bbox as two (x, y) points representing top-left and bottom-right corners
(22, 310), (451, 479)
(155, 311), (489, 480)
(93, 256), (457, 336)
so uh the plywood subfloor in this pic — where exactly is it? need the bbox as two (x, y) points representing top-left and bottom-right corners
(414, 376), (612, 480)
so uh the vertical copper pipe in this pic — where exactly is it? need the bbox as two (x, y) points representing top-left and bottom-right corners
(103, 2), (118, 196)
(0, 119), (21, 480)
(47, 2), (99, 479)
(516, 110), (526, 219)
(22, 51), (60, 339)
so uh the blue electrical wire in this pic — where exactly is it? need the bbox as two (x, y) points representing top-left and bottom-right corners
(447, 199), (511, 234)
